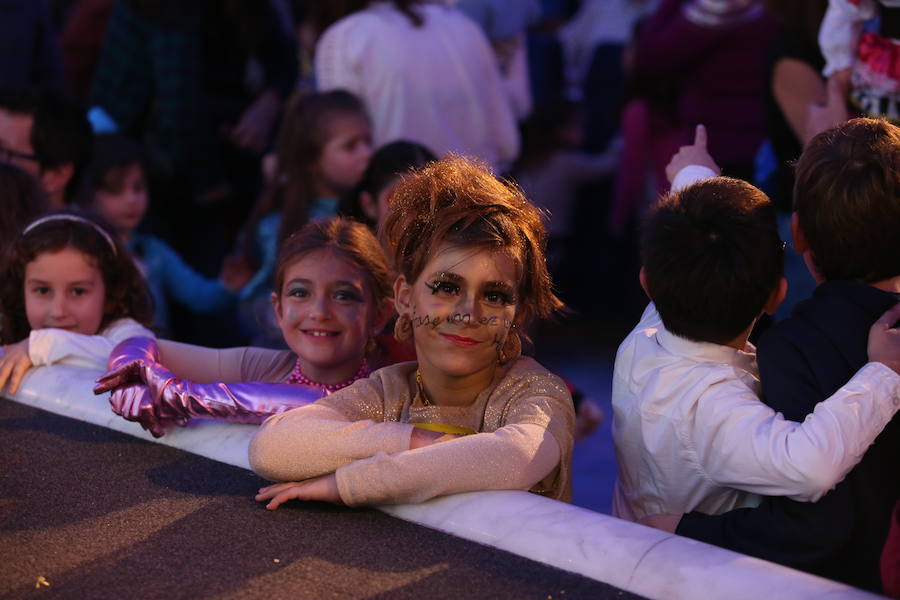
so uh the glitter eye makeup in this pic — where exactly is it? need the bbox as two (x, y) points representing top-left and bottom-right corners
(425, 280), (459, 295)
(483, 282), (516, 307)
(286, 285), (310, 299)
(333, 287), (364, 302)
(423, 271), (517, 309)
(424, 271), (462, 296)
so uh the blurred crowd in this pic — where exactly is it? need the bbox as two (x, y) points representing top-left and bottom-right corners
(4, 2), (900, 596)
(1, 0), (834, 347)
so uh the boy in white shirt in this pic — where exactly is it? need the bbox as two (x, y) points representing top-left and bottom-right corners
(611, 126), (900, 522)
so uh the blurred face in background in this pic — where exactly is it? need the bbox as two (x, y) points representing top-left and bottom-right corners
(92, 163), (148, 239)
(0, 109), (39, 178)
(315, 113), (373, 197)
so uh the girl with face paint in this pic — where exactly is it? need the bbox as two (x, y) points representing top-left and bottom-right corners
(249, 156), (576, 509)
(94, 218), (395, 437)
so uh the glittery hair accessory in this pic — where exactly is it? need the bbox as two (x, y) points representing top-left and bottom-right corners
(23, 214), (118, 256)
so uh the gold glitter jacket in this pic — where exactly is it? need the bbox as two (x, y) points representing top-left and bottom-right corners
(249, 356), (575, 505)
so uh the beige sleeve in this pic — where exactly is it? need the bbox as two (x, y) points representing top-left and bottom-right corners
(335, 423), (560, 506)
(501, 370), (576, 502)
(505, 393), (575, 466)
(157, 340), (293, 383)
(249, 394), (413, 482)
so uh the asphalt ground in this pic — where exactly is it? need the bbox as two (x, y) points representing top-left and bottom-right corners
(0, 400), (643, 600)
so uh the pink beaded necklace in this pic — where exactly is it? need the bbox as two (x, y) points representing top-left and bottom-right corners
(285, 358), (370, 393)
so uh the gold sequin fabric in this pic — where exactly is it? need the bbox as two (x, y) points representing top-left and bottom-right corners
(317, 357), (576, 502)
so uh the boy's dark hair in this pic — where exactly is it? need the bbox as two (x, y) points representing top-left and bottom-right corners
(340, 140), (436, 225)
(0, 210), (154, 344)
(358, 140), (436, 200)
(794, 117), (900, 283)
(0, 87), (94, 204)
(642, 177), (783, 345)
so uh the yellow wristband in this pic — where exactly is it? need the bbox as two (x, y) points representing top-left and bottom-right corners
(411, 422), (476, 436)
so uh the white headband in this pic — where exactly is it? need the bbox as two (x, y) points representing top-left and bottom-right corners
(23, 214), (118, 256)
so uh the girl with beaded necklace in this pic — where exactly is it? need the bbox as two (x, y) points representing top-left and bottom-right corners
(248, 156), (575, 507)
(94, 217), (395, 437)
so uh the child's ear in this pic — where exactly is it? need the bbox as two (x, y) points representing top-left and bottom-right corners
(638, 267), (652, 300)
(270, 291), (282, 319)
(763, 277), (788, 316)
(394, 275), (412, 314)
(790, 212), (808, 254)
(791, 212), (825, 284)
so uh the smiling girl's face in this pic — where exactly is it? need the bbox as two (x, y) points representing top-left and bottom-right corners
(24, 247), (107, 335)
(395, 243), (519, 381)
(272, 248), (379, 384)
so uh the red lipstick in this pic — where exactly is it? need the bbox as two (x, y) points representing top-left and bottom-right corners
(440, 333), (479, 347)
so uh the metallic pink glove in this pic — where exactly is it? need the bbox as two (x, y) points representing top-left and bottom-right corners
(95, 336), (324, 436)
(105, 359), (324, 436)
(151, 368), (325, 425)
(93, 336), (161, 394)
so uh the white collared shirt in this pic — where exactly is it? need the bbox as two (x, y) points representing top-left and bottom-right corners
(314, 3), (519, 172)
(611, 304), (900, 521)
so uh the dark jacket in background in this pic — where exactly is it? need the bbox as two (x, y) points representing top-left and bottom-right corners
(0, 0), (63, 88)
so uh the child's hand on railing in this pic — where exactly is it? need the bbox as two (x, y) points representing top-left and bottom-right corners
(256, 474), (343, 509)
(0, 339), (32, 395)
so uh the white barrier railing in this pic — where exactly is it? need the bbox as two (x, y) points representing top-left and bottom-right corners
(6, 365), (884, 600)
